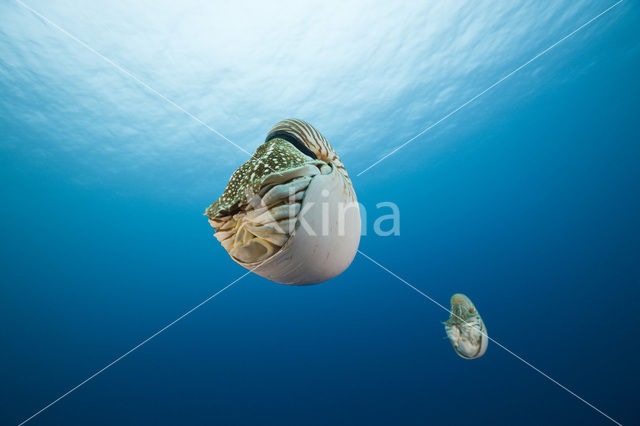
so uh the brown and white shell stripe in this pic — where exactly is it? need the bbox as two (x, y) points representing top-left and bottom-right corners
(266, 119), (356, 202)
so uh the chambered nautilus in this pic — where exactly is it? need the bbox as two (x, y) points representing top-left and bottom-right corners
(444, 294), (488, 359)
(205, 119), (361, 285)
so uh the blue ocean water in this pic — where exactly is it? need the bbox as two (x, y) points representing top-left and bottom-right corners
(1, 1), (639, 425)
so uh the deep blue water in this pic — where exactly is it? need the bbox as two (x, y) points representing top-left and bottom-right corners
(1, 1), (639, 425)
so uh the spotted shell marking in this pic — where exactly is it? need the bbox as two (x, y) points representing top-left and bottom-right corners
(205, 138), (324, 219)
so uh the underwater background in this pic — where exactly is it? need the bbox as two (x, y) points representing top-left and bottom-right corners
(1, 1), (639, 425)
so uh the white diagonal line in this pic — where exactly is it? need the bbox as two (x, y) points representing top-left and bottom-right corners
(357, 249), (622, 426)
(356, 0), (624, 177)
(14, 0), (251, 156)
(17, 270), (252, 426)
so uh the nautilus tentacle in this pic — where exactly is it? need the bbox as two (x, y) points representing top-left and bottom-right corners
(205, 119), (361, 285)
(444, 294), (488, 359)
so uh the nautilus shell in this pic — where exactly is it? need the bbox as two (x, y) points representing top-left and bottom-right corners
(444, 294), (488, 359)
(205, 119), (361, 285)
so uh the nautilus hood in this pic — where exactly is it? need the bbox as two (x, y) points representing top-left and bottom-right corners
(205, 138), (326, 219)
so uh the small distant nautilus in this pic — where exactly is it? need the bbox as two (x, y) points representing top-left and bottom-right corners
(205, 119), (361, 285)
(444, 294), (488, 359)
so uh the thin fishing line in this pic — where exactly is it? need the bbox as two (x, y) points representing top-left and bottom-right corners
(17, 271), (251, 425)
(357, 250), (622, 426)
(14, 0), (251, 156)
(356, 0), (624, 176)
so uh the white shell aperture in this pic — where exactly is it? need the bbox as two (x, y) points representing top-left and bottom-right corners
(205, 119), (361, 285)
(444, 294), (488, 359)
